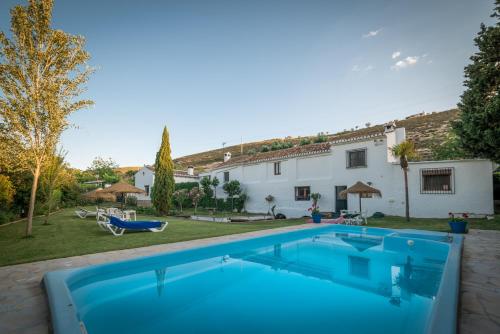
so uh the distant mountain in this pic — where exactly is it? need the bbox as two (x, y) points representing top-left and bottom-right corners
(173, 109), (459, 172)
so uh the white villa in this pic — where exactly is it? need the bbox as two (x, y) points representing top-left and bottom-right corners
(134, 165), (199, 204)
(200, 123), (495, 218)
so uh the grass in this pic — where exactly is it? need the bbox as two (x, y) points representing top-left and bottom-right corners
(0, 208), (303, 267)
(0, 208), (498, 267)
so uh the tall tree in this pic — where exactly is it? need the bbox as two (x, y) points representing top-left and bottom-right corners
(151, 127), (175, 215)
(392, 141), (418, 222)
(453, 1), (500, 163)
(223, 180), (241, 211)
(0, 0), (94, 236)
(40, 150), (65, 225)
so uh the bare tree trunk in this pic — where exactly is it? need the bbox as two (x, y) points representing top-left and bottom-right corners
(404, 168), (410, 222)
(26, 163), (41, 237)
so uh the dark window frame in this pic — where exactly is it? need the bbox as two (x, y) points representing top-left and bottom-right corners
(144, 185), (150, 196)
(420, 167), (455, 194)
(295, 186), (311, 201)
(223, 171), (230, 183)
(274, 162), (281, 175)
(346, 148), (367, 169)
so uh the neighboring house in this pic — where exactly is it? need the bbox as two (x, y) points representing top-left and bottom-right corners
(200, 123), (495, 218)
(134, 165), (199, 205)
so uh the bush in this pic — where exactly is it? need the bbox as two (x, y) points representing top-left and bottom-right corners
(247, 148), (257, 155)
(125, 196), (138, 207)
(271, 141), (282, 151)
(299, 138), (311, 146)
(0, 211), (14, 225)
(260, 145), (270, 152)
(175, 182), (199, 191)
(135, 206), (157, 215)
(313, 133), (328, 143)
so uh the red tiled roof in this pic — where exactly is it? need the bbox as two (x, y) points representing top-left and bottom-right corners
(210, 142), (332, 170)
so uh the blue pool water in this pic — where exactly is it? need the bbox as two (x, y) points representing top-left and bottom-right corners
(44, 226), (462, 334)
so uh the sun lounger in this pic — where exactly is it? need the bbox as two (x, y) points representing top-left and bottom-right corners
(98, 215), (168, 236)
(75, 208), (97, 219)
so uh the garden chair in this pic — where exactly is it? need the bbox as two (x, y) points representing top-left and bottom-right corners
(75, 208), (97, 219)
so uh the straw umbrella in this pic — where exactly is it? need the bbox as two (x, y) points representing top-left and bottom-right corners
(339, 181), (381, 213)
(82, 188), (116, 202)
(100, 182), (145, 208)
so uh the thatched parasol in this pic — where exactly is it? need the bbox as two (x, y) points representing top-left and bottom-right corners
(100, 182), (145, 208)
(339, 181), (381, 213)
(82, 188), (116, 202)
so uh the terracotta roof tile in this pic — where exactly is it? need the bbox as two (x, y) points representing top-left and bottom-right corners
(211, 142), (332, 170)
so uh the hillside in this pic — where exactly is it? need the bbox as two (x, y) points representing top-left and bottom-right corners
(173, 109), (460, 171)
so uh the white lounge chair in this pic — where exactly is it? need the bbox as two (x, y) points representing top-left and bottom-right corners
(98, 215), (168, 236)
(75, 208), (97, 219)
(340, 210), (368, 225)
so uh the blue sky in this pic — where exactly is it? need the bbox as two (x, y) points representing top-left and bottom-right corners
(0, 0), (496, 169)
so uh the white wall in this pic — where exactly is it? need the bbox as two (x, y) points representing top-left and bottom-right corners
(134, 167), (154, 200)
(201, 136), (494, 219)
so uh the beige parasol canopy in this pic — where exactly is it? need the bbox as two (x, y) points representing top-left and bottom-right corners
(82, 188), (116, 202)
(100, 182), (145, 208)
(339, 181), (382, 212)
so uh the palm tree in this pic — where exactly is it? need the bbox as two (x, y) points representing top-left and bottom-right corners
(392, 140), (418, 222)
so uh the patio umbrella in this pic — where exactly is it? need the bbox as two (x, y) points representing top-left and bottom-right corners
(82, 188), (116, 202)
(339, 181), (381, 213)
(100, 182), (145, 208)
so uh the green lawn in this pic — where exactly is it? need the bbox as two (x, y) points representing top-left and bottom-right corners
(0, 208), (498, 267)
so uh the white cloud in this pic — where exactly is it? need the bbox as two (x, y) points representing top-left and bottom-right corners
(352, 64), (374, 72)
(362, 28), (382, 38)
(391, 56), (419, 70)
(392, 51), (401, 59)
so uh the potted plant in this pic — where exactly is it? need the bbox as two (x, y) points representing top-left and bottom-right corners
(309, 193), (322, 223)
(448, 212), (468, 233)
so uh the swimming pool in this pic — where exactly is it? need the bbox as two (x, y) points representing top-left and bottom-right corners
(43, 225), (463, 334)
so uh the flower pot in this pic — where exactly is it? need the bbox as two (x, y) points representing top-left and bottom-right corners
(449, 220), (468, 234)
(312, 213), (322, 224)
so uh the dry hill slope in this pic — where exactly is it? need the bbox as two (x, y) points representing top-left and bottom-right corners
(174, 109), (459, 171)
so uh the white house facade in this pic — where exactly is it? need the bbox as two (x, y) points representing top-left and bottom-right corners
(134, 166), (199, 204)
(200, 125), (494, 219)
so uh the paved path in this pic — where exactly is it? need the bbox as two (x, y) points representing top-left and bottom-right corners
(1, 226), (499, 334)
(459, 229), (500, 334)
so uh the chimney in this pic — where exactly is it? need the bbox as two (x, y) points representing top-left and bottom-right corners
(187, 166), (194, 176)
(385, 121), (406, 163)
(224, 152), (232, 162)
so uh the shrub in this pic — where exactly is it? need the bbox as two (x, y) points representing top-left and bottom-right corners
(247, 148), (257, 155)
(125, 196), (138, 207)
(175, 182), (199, 191)
(299, 138), (311, 146)
(313, 133), (328, 143)
(271, 141), (282, 151)
(0, 211), (14, 225)
(260, 145), (270, 152)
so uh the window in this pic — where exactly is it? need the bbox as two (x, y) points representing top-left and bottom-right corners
(224, 171), (229, 182)
(144, 185), (150, 196)
(420, 168), (454, 194)
(295, 186), (310, 201)
(274, 162), (281, 175)
(346, 148), (367, 168)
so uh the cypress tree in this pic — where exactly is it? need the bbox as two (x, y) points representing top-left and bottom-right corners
(151, 127), (175, 215)
(453, 2), (500, 163)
